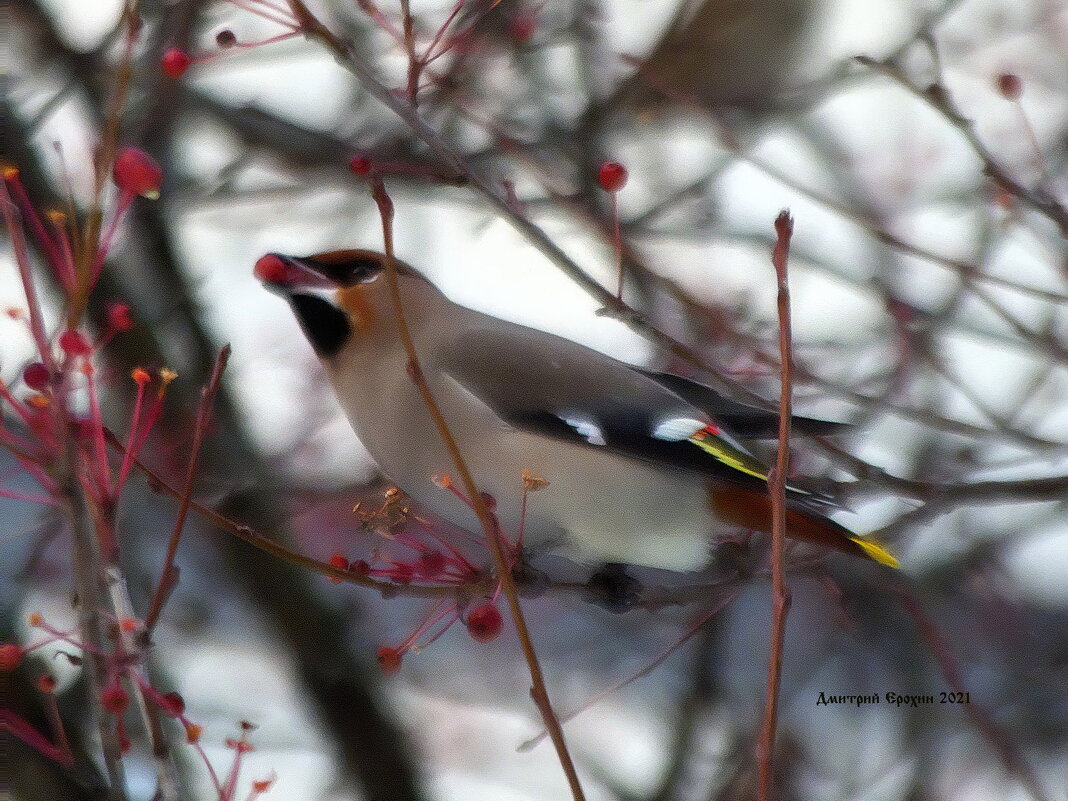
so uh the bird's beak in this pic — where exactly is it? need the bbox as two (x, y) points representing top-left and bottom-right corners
(254, 253), (340, 293)
(255, 250), (388, 293)
(255, 251), (389, 357)
(254, 252), (348, 358)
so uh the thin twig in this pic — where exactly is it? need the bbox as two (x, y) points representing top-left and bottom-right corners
(756, 211), (796, 801)
(856, 55), (1068, 238)
(281, 0), (762, 405)
(102, 427), (473, 598)
(74, 0), (142, 320)
(144, 345), (231, 632)
(398, 0), (421, 104)
(895, 590), (1054, 801)
(102, 426), (753, 610)
(519, 587), (740, 753)
(1, 183), (55, 369)
(368, 176), (586, 801)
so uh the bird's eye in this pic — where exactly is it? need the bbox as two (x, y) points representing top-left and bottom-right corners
(305, 250), (385, 286)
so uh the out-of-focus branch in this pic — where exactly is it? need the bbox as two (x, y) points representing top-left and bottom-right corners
(4, 5), (434, 792)
(648, 622), (722, 801)
(284, 0), (771, 405)
(857, 55), (1068, 238)
(896, 591), (1054, 801)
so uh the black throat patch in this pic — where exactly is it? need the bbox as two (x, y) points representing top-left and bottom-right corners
(289, 293), (351, 357)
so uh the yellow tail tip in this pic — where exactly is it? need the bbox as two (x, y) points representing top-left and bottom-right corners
(850, 537), (901, 568)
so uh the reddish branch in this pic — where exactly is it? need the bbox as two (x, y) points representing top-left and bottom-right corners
(104, 425), (761, 612)
(756, 211), (796, 801)
(368, 177), (587, 801)
(73, 0), (142, 320)
(856, 55), (1068, 238)
(102, 427), (473, 598)
(144, 345), (231, 632)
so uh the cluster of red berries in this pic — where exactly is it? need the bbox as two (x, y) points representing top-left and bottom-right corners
(375, 602), (504, 676)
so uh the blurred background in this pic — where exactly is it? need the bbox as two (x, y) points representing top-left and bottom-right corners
(3, 0), (1067, 799)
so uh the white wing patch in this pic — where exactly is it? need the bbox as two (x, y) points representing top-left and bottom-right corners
(652, 417), (707, 441)
(561, 415), (607, 446)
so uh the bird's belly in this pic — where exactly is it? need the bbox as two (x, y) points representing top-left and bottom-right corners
(332, 365), (716, 572)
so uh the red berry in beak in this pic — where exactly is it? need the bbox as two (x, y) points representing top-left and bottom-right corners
(254, 254), (290, 284)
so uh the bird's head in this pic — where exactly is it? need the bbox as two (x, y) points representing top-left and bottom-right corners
(254, 249), (436, 358)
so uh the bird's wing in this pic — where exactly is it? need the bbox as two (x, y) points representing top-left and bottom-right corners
(434, 318), (901, 569)
(435, 320), (821, 501)
(635, 369), (849, 438)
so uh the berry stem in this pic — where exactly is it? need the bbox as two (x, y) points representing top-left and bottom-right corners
(611, 191), (622, 302)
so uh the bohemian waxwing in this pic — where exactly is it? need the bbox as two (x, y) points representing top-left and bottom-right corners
(255, 249), (898, 572)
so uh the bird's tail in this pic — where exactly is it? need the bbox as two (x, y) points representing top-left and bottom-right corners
(709, 487), (900, 568)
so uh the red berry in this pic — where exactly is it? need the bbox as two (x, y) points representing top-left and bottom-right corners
(996, 73), (1022, 100)
(59, 329), (92, 357)
(253, 254), (289, 284)
(509, 14), (536, 44)
(215, 29), (237, 48)
(102, 682), (130, 714)
(466, 603), (503, 643)
(349, 155), (373, 176)
(376, 646), (402, 675)
(107, 302), (134, 332)
(22, 362), (50, 391)
(113, 147), (163, 198)
(161, 48), (191, 79)
(0, 643), (24, 672)
(598, 161), (628, 193)
(328, 553), (349, 584)
(37, 674), (57, 693)
(329, 553), (350, 570)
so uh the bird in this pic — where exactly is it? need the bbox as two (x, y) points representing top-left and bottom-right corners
(255, 248), (898, 572)
(611, 0), (816, 117)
